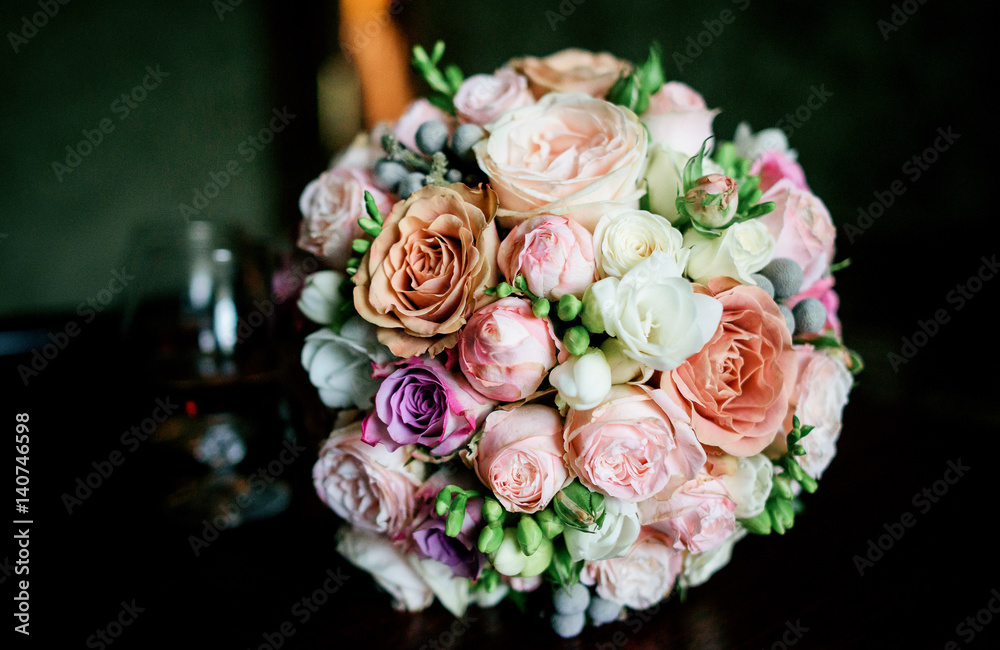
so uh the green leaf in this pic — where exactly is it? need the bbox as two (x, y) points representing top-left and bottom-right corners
(363, 190), (383, 224)
(830, 258), (852, 273)
(430, 40), (445, 65)
(444, 64), (464, 93)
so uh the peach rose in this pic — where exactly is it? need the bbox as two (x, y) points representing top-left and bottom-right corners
(453, 69), (535, 126)
(474, 93), (647, 221)
(582, 527), (682, 610)
(759, 179), (836, 293)
(298, 167), (394, 270)
(508, 48), (630, 99)
(641, 82), (719, 158)
(564, 384), (706, 502)
(458, 297), (562, 402)
(639, 472), (737, 553)
(661, 277), (798, 457)
(472, 405), (570, 513)
(353, 183), (500, 357)
(497, 214), (597, 299)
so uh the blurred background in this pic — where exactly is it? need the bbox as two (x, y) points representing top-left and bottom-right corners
(1, 0), (995, 648)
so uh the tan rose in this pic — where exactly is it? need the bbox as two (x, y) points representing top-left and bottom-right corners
(508, 48), (630, 99)
(353, 184), (500, 357)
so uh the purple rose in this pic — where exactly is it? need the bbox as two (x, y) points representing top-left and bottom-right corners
(362, 357), (495, 456)
(412, 508), (484, 580)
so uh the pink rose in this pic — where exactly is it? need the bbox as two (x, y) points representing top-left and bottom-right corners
(790, 345), (853, 479)
(298, 167), (394, 270)
(641, 82), (719, 158)
(497, 214), (598, 299)
(564, 384), (706, 502)
(458, 297), (563, 402)
(639, 472), (736, 553)
(313, 421), (425, 537)
(453, 69), (535, 126)
(394, 99), (456, 151)
(508, 48), (630, 99)
(751, 149), (808, 193)
(353, 183), (500, 358)
(661, 277), (797, 457)
(786, 276), (841, 337)
(474, 93), (647, 222)
(759, 179), (836, 293)
(472, 405), (570, 513)
(582, 527), (682, 610)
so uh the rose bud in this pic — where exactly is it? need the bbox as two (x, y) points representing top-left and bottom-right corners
(680, 174), (739, 229)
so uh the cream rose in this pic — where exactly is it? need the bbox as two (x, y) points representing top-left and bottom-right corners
(593, 206), (689, 279)
(336, 526), (433, 612)
(314, 421), (425, 536)
(301, 318), (392, 410)
(475, 93), (647, 222)
(718, 454), (774, 519)
(683, 219), (775, 285)
(583, 527), (682, 610)
(581, 252), (722, 372)
(508, 48), (629, 99)
(564, 497), (641, 562)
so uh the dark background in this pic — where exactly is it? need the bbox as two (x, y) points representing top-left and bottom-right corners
(2, 0), (997, 648)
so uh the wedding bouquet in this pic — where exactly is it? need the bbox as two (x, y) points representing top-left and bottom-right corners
(297, 43), (860, 637)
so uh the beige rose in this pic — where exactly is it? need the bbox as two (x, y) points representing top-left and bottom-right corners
(508, 48), (630, 99)
(353, 183), (500, 357)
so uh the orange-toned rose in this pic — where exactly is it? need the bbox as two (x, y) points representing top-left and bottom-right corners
(353, 184), (500, 357)
(508, 48), (630, 99)
(660, 277), (797, 457)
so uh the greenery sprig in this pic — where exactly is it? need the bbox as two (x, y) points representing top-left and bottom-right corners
(605, 44), (665, 115)
(740, 416), (816, 535)
(411, 41), (464, 115)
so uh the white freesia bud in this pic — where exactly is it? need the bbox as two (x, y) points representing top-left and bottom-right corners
(335, 526), (433, 612)
(490, 528), (528, 577)
(681, 526), (747, 588)
(592, 206), (688, 279)
(297, 270), (346, 324)
(582, 252), (722, 372)
(684, 220), (775, 286)
(599, 338), (651, 385)
(719, 454), (774, 519)
(301, 318), (392, 410)
(564, 497), (641, 562)
(549, 349), (613, 410)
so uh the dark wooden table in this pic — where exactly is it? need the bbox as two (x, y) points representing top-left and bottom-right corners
(5, 317), (996, 649)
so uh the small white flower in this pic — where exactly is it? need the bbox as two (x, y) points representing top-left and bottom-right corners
(593, 206), (688, 279)
(297, 271), (346, 325)
(549, 349), (613, 410)
(684, 219), (775, 286)
(733, 122), (798, 162)
(564, 497), (641, 562)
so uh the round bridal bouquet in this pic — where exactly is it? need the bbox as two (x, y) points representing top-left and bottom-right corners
(298, 42), (861, 637)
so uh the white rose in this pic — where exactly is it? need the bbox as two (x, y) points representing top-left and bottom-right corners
(549, 348), (612, 410)
(681, 526), (747, 588)
(335, 526), (433, 612)
(297, 271), (346, 325)
(719, 454), (773, 519)
(645, 145), (726, 224)
(314, 422), (425, 536)
(582, 252), (722, 372)
(599, 338), (652, 385)
(565, 497), (641, 562)
(794, 347), (853, 479)
(683, 220), (775, 285)
(592, 206), (689, 279)
(409, 557), (471, 618)
(733, 122), (797, 162)
(301, 318), (392, 410)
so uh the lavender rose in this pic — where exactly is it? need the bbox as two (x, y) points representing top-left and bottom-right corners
(362, 357), (495, 456)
